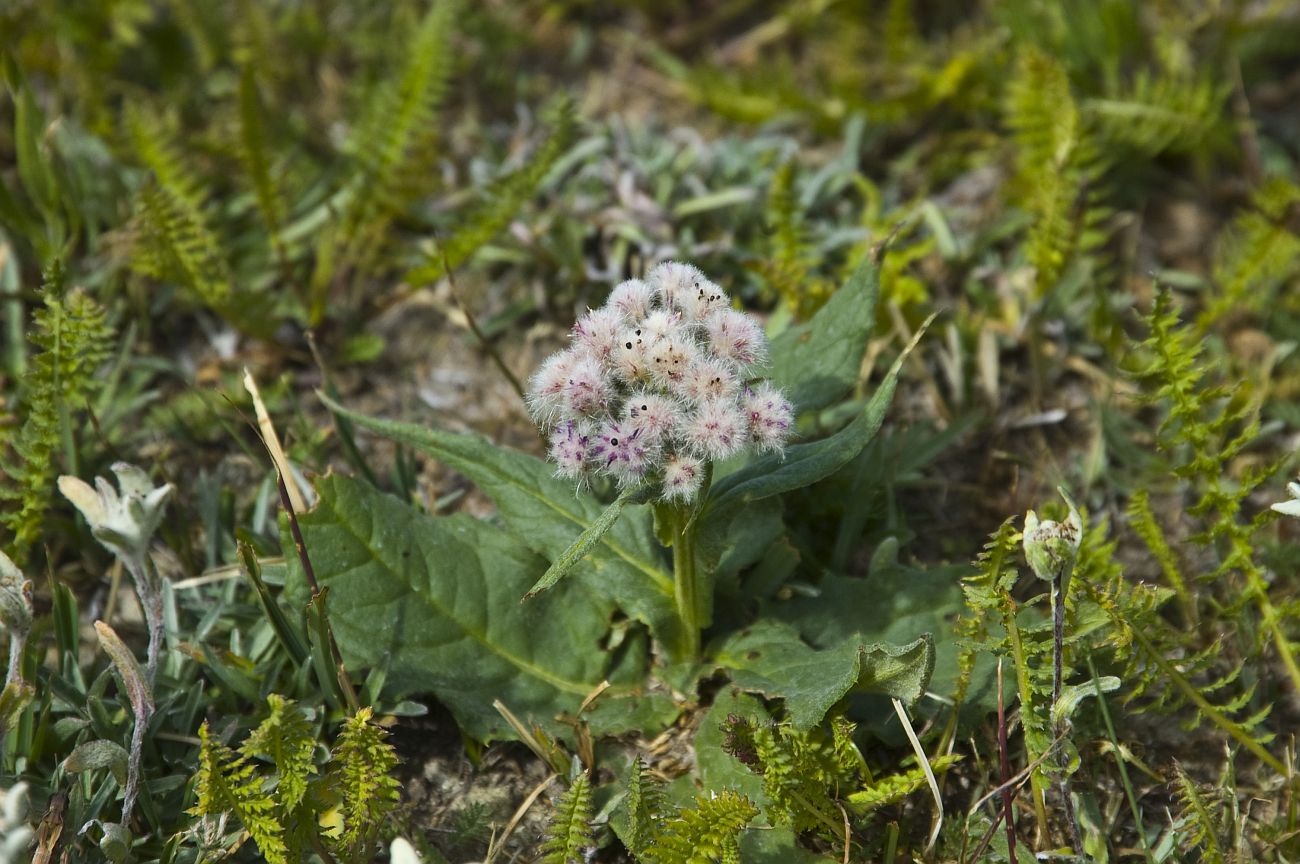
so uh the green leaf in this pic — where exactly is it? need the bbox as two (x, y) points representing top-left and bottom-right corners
(63, 739), (130, 786)
(705, 318), (927, 515)
(318, 394), (680, 648)
(525, 484), (640, 599)
(712, 620), (934, 730)
(284, 474), (614, 741)
(767, 254), (880, 412)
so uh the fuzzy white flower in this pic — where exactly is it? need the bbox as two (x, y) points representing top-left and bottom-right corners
(609, 279), (656, 324)
(527, 262), (793, 502)
(58, 463), (173, 563)
(1273, 480), (1300, 518)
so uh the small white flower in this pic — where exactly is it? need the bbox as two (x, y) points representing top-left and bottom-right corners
(674, 357), (738, 403)
(647, 261), (705, 312)
(648, 336), (699, 388)
(1272, 480), (1300, 518)
(676, 278), (729, 323)
(705, 309), (767, 371)
(563, 354), (614, 417)
(58, 463), (173, 564)
(572, 308), (623, 362)
(527, 349), (582, 426)
(743, 383), (795, 453)
(638, 310), (681, 344)
(608, 279), (656, 324)
(548, 421), (591, 481)
(662, 453), (705, 503)
(624, 391), (683, 447)
(680, 398), (748, 461)
(589, 421), (656, 485)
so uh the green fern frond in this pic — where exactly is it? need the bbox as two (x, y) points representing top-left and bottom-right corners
(1171, 762), (1227, 863)
(327, 706), (400, 855)
(1005, 48), (1112, 299)
(349, 0), (459, 213)
(123, 103), (233, 307)
(1126, 489), (1192, 621)
(753, 160), (833, 318)
(237, 64), (285, 254)
(241, 694), (316, 812)
(191, 721), (289, 864)
(847, 754), (962, 813)
(721, 713), (859, 841)
(540, 771), (593, 864)
(622, 757), (667, 857)
(0, 273), (113, 562)
(1087, 71), (1227, 157)
(408, 95), (578, 285)
(949, 517), (1021, 712)
(1201, 177), (1300, 329)
(642, 791), (757, 864)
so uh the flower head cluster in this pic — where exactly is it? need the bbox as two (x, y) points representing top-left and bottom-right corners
(528, 262), (793, 503)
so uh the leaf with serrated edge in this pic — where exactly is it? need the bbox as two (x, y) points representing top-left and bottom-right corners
(319, 394), (680, 649)
(285, 474), (614, 741)
(713, 619), (934, 730)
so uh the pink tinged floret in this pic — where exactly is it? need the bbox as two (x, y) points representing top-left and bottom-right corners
(612, 328), (653, 384)
(548, 421), (590, 480)
(624, 391), (683, 446)
(648, 337), (700, 388)
(563, 354), (613, 417)
(526, 348), (581, 426)
(661, 453), (704, 503)
(680, 397), (748, 461)
(648, 261), (705, 312)
(638, 310), (681, 344)
(677, 278), (729, 323)
(673, 357), (738, 404)
(705, 309), (766, 370)
(571, 307), (622, 362)
(609, 279), (656, 324)
(589, 421), (654, 485)
(744, 383), (794, 452)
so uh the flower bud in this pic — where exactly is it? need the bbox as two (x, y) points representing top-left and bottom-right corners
(0, 551), (32, 636)
(1023, 490), (1083, 585)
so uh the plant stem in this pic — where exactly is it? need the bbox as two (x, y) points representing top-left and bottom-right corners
(671, 505), (700, 663)
(1005, 608), (1049, 845)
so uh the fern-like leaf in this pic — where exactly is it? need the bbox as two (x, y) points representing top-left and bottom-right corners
(847, 754), (962, 813)
(0, 272), (113, 561)
(642, 792), (757, 864)
(408, 95), (578, 285)
(1201, 177), (1300, 329)
(622, 757), (667, 857)
(241, 694), (316, 812)
(327, 706), (400, 857)
(236, 65), (285, 256)
(540, 771), (593, 864)
(191, 722), (288, 864)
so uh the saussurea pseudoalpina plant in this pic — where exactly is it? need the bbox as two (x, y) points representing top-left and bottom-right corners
(524, 262), (794, 660)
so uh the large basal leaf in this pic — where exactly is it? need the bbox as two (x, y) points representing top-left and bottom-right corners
(283, 474), (613, 741)
(712, 620), (934, 730)
(319, 395), (680, 648)
(767, 254), (880, 412)
(772, 565), (979, 715)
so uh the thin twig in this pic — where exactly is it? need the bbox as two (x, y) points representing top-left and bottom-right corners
(997, 659), (1019, 864)
(437, 242), (527, 401)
